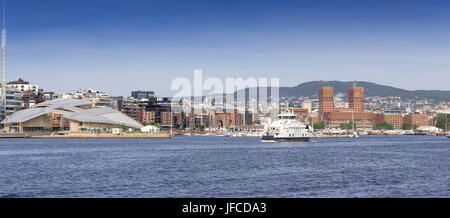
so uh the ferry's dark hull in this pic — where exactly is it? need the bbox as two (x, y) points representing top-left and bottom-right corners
(261, 135), (310, 142)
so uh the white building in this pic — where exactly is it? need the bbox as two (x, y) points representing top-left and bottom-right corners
(0, 87), (24, 117)
(6, 78), (38, 94)
(141, 125), (160, 133)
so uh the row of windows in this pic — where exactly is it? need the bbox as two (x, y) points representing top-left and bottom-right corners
(329, 119), (371, 122)
(6, 102), (21, 105)
(6, 91), (20, 94)
(9, 85), (37, 89)
(288, 133), (307, 137)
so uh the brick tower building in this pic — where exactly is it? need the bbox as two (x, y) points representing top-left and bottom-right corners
(318, 86), (334, 121)
(348, 87), (364, 112)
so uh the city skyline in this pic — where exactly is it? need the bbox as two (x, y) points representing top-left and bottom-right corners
(0, 0), (449, 203)
(4, 0), (450, 96)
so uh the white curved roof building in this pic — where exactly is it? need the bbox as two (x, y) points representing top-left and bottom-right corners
(1, 99), (143, 133)
(64, 107), (143, 129)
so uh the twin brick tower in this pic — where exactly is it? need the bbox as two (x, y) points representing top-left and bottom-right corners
(318, 85), (372, 130)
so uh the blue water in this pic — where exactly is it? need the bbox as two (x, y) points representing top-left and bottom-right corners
(0, 135), (449, 198)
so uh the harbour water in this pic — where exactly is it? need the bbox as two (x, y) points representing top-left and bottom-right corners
(0, 135), (449, 198)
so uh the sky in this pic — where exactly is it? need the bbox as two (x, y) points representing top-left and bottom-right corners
(4, 0), (450, 96)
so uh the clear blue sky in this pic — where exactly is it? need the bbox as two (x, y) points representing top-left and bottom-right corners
(5, 0), (450, 96)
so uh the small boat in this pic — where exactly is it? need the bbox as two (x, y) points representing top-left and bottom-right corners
(405, 130), (415, 135)
(351, 131), (360, 138)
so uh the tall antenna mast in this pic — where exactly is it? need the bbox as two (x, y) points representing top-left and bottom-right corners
(1, 1), (6, 118)
(2, 1), (4, 28)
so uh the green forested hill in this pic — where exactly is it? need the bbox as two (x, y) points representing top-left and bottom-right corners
(279, 81), (450, 100)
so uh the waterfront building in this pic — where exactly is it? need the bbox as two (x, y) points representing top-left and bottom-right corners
(185, 108), (196, 129)
(211, 112), (243, 130)
(3, 88), (23, 116)
(318, 86), (334, 121)
(323, 110), (373, 130)
(143, 111), (156, 123)
(143, 97), (171, 124)
(160, 111), (184, 129)
(63, 107), (142, 132)
(374, 113), (403, 129)
(195, 113), (211, 128)
(120, 98), (142, 121)
(120, 95), (173, 126)
(318, 85), (373, 130)
(172, 112), (184, 129)
(1, 99), (142, 133)
(348, 87), (364, 112)
(403, 113), (429, 127)
(183, 110), (210, 130)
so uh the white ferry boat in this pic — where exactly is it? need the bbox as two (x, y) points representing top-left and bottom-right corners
(261, 109), (313, 142)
